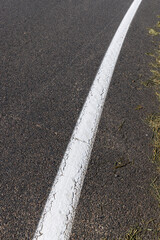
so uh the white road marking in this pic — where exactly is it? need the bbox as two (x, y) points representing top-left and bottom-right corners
(33, 0), (142, 239)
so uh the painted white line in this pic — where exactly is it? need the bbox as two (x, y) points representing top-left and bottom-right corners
(33, 0), (142, 239)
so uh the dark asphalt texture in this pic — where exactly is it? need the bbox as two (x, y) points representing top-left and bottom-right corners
(70, 0), (160, 239)
(0, 0), (160, 239)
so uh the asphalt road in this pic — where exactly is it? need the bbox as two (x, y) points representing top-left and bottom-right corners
(0, 0), (160, 239)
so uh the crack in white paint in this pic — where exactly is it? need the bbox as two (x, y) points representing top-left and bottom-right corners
(33, 0), (143, 239)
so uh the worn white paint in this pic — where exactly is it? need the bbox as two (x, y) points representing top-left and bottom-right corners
(33, 0), (143, 239)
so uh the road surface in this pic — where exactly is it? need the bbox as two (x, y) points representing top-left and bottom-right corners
(0, 0), (160, 239)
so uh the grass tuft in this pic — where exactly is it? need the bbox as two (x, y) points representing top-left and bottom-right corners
(119, 226), (143, 240)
